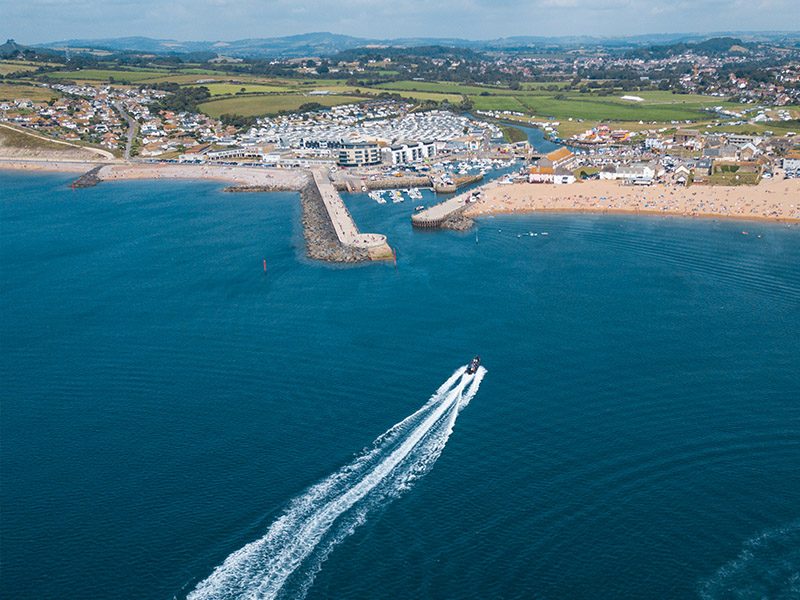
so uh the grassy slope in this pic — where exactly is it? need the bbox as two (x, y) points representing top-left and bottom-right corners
(0, 83), (60, 101)
(0, 125), (71, 150)
(0, 123), (108, 158)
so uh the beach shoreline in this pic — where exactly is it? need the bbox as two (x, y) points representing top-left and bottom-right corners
(2, 158), (799, 224)
(463, 178), (800, 223)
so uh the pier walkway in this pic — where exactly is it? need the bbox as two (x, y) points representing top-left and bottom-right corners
(411, 188), (478, 228)
(310, 169), (393, 257)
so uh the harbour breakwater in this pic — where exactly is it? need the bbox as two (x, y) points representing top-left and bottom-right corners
(333, 175), (430, 193)
(412, 188), (479, 230)
(66, 163), (393, 264)
(70, 165), (104, 188)
(299, 179), (371, 263)
(222, 184), (298, 193)
(332, 173), (484, 194)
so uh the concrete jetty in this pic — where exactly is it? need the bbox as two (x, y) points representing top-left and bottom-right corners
(411, 188), (479, 230)
(310, 169), (393, 260)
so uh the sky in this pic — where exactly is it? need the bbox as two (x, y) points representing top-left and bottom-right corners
(2, 0), (799, 44)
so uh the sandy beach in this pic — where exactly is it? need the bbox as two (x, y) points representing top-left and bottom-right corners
(464, 178), (800, 222)
(0, 159), (310, 189)
(95, 162), (309, 189)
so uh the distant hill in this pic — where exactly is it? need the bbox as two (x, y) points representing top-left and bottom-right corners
(33, 31), (800, 59)
(0, 39), (27, 58)
(39, 32), (368, 58)
(626, 36), (761, 59)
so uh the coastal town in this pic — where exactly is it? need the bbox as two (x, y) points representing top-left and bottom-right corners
(1, 33), (799, 262)
(3, 4), (800, 597)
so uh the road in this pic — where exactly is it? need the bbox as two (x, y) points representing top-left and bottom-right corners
(0, 122), (115, 160)
(114, 102), (138, 160)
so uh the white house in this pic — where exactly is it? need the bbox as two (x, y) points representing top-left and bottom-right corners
(384, 141), (436, 165)
(782, 153), (800, 173)
(616, 162), (661, 184)
(553, 168), (576, 185)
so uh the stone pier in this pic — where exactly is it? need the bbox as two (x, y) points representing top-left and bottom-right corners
(310, 169), (394, 261)
(411, 187), (478, 230)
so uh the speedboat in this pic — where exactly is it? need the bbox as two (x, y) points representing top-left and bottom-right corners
(466, 356), (481, 374)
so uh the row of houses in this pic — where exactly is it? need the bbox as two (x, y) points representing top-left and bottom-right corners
(528, 148), (578, 184)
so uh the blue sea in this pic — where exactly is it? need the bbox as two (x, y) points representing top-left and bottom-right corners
(1, 170), (799, 600)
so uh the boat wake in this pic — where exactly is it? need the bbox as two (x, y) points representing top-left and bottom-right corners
(187, 364), (486, 600)
(698, 520), (800, 599)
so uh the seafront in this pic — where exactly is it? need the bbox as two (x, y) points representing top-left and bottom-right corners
(463, 178), (800, 222)
(4, 158), (798, 225)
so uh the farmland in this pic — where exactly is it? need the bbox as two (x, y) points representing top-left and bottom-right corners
(0, 60), (43, 75)
(188, 83), (295, 96)
(368, 88), (463, 104)
(0, 83), (60, 101)
(376, 81), (516, 96)
(198, 93), (364, 117)
(46, 68), (173, 82)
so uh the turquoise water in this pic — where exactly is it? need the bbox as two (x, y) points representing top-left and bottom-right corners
(2, 171), (799, 599)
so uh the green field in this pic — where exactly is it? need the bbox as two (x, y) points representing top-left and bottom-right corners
(0, 61), (41, 75)
(141, 74), (227, 85)
(513, 95), (713, 121)
(374, 82), (739, 123)
(708, 171), (761, 185)
(188, 83), (295, 96)
(198, 93), (365, 117)
(47, 68), (171, 82)
(520, 82), (569, 90)
(0, 83), (60, 101)
(500, 124), (527, 143)
(470, 95), (529, 112)
(377, 80), (515, 96)
(472, 90), (737, 122)
(369, 88), (463, 103)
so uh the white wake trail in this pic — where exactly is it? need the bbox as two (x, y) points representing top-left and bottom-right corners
(188, 365), (486, 600)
